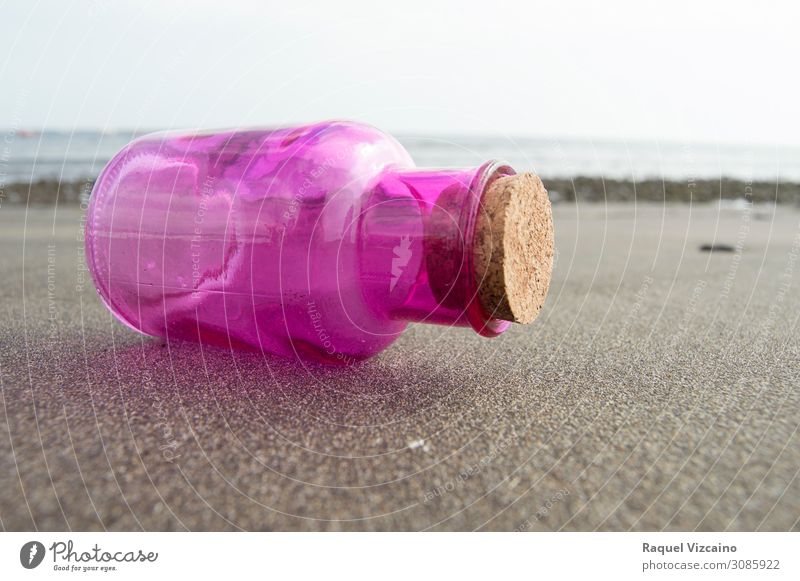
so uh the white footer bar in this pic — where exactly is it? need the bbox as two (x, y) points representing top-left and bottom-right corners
(1, 532), (797, 580)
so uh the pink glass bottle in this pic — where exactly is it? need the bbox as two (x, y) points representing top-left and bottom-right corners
(85, 121), (518, 364)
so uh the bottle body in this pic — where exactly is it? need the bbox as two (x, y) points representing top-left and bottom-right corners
(86, 121), (511, 363)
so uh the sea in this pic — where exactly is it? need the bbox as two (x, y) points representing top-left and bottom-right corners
(2, 129), (799, 183)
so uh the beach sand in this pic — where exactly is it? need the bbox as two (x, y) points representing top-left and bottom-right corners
(0, 202), (798, 531)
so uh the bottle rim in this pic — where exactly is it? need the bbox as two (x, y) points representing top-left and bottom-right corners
(463, 160), (514, 337)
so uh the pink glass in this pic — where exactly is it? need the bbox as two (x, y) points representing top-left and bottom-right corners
(85, 121), (514, 364)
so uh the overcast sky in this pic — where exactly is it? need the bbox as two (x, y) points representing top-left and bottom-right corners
(1, 0), (797, 144)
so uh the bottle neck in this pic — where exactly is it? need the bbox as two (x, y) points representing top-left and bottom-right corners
(359, 161), (513, 337)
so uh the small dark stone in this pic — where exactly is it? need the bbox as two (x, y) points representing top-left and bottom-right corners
(699, 243), (736, 252)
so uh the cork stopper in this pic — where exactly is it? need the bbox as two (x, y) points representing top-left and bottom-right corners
(473, 172), (554, 324)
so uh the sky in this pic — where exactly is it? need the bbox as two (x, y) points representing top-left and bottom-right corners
(1, 0), (798, 144)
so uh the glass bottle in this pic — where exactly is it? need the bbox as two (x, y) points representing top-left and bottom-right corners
(85, 121), (550, 364)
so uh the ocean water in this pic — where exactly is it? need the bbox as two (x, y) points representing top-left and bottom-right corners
(2, 129), (799, 183)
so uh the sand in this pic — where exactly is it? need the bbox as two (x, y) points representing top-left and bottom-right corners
(0, 202), (798, 531)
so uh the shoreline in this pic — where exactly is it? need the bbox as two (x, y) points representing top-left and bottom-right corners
(2, 177), (799, 205)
